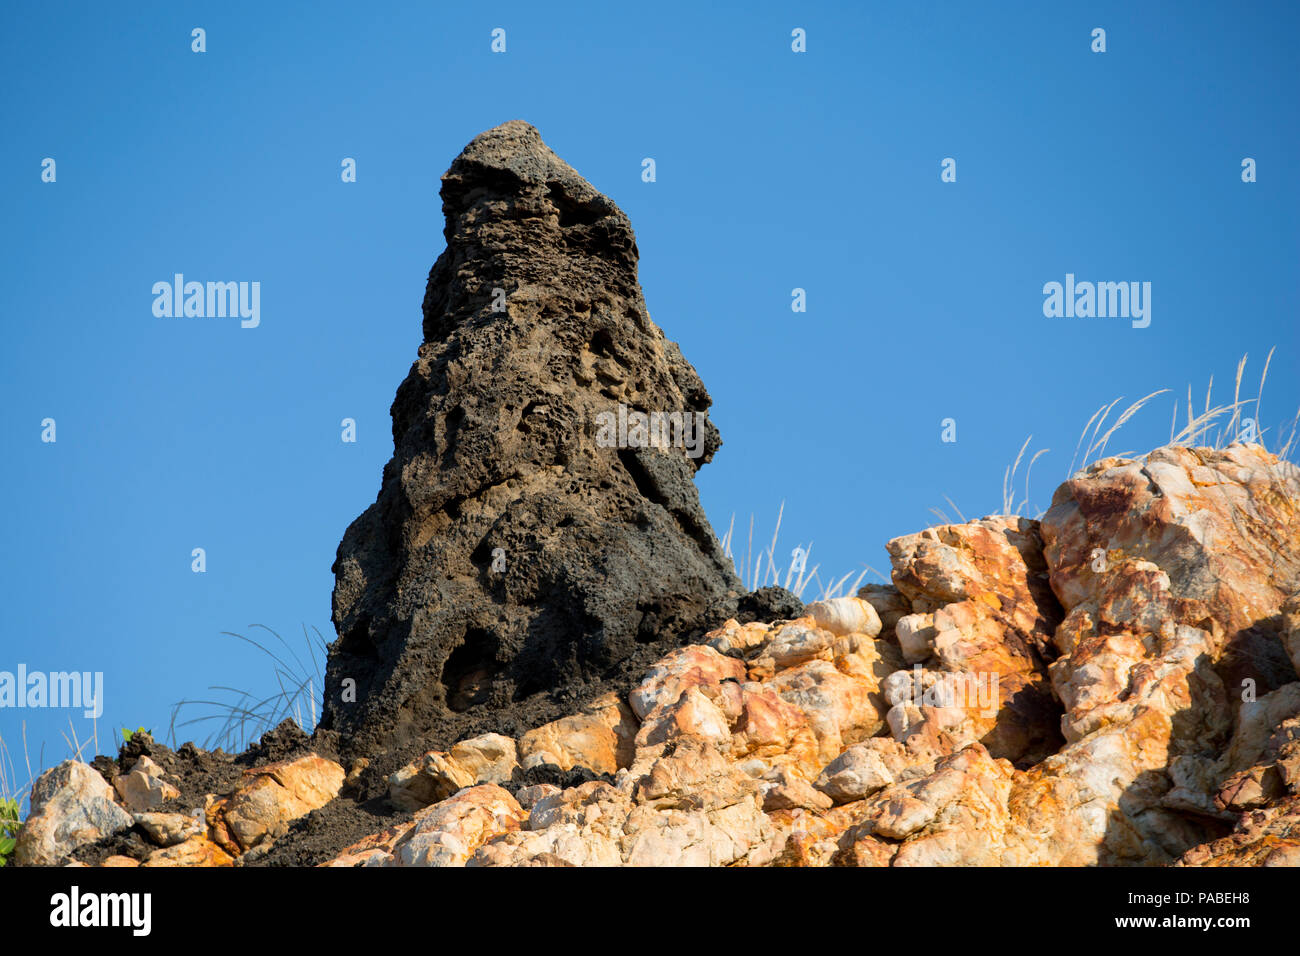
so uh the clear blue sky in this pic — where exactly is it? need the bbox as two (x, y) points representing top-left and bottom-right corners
(2, 1), (1296, 787)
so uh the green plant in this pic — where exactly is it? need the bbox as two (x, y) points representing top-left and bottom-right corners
(0, 796), (21, 866)
(0, 727), (30, 867)
(120, 726), (150, 744)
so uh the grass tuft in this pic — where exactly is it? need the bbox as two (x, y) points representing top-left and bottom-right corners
(936, 350), (1295, 524)
(720, 502), (881, 602)
(167, 624), (326, 754)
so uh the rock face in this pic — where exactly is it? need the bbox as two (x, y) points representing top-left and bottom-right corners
(886, 517), (1063, 767)
(322, 121), (744, 758)
(305, 443), (1300, 869)
(16, 443), (1300, 869)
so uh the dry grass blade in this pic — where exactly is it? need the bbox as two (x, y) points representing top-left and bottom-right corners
(1258, 346), (1275, 433)
(1070, 402), (1111, 477)
(1088, 390), (1169, 462)
(1279, 408), (1300, 460)
(719, 505), (872, 601)
(1003, 436), (1032, 514)
(1019, 447), (1050, 516)
(1171, 401), (1247, 447)
(167, 626), (327, 753)
(1225, 354), (1247, 439)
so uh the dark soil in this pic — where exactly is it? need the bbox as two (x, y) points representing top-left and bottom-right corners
(250, 744), (616, 867)
(247, 792), (410, 867)
(73, 721), (327, 866)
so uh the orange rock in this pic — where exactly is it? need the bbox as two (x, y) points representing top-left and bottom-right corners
(390, 784), (526, 866)
(629, 645), (746, 720)
(142, 835), (235, 867)
(518, 693), (638, 774)
(212, 754), (345, 853)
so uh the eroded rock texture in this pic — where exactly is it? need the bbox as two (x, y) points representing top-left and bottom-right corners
(321, 121), (745, 757)
(25, 445), (1300, 869)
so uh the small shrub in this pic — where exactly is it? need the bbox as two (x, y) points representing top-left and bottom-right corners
(0, 797), (21, 867)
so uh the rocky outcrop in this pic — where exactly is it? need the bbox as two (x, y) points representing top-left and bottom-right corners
(307, 443), (1300, 868)
(9, 728), (345, 867)
(313, 596), (912, 866)
(389, 732), (518, 810)
(14, 444), (1299, 869)
(322, 120), (748, 760)
(1019, 444), (1300, 864)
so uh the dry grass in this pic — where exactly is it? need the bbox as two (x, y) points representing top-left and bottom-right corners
(167, 624), (325, 754)
(934, 350), (1296, 525)
(0, 716), (101, 821)
(720, 502), (881, 602)
(0, 725), (36, 819)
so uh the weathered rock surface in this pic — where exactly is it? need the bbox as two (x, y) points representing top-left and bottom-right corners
(309, 443), (1300, 868)
(389, 785), (527, 866)
(322, 120), (744, 760)
(134, 811), (203, 847)
(886, 516), (1063, 766)
(142, 834), (235, 868)
(517, 691), (638, 775)
(113, 755), (181, 812)
(207, 754), (345, 855)
(15, 761), (134, 866)
(1176, 796), (1300, 866)
(1019, 444), (1300, 864)
(16, 443), (1300, 869)
(389, 732), (519, 810)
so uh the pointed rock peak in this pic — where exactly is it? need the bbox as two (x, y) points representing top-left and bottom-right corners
(322, 122), (779, 763)
(438, 121), (620, 243)
(448, 120), (575, 186)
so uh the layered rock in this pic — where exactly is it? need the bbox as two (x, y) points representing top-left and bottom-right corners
(207, 755), (345, 856)
(322, 120), (747, 759)
(1018, 444), (1300, 864)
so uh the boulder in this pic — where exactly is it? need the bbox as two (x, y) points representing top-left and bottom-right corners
(113, 755), (180, 812)
(14, 760), (134, 866)
(209, 754), (345, 854)
(389, 732), (520, 811)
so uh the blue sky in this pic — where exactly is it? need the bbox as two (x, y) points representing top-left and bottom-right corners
(2, 0), (1296, 788)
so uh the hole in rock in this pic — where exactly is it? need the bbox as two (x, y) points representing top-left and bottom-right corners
(589, 328), (615, 358)
(336, 615), (379, 660)
(441, 628), (500, 712)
